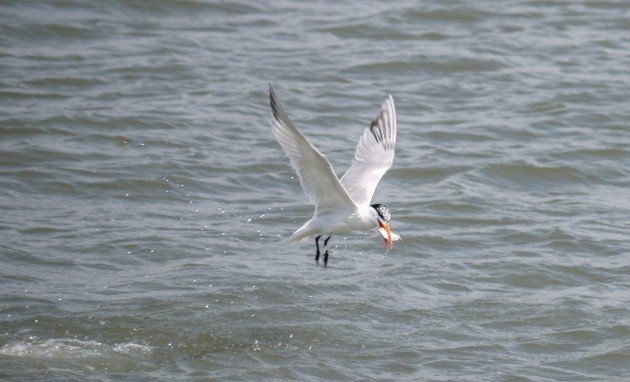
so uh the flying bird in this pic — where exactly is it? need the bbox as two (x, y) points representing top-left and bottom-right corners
(268, 85), (400, 266)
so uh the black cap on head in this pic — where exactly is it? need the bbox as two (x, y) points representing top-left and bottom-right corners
(371, 203), (391, 223)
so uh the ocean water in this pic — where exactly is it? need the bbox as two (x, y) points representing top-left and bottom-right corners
(1, 1), (629, 381)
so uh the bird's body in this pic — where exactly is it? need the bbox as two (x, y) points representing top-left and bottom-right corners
(290, 203), (377, 242)
(268, 86), (400, 266)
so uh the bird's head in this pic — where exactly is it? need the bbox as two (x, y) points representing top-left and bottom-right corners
(371, 203), (393, 251)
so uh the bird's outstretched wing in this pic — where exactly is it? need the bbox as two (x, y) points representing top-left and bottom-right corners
(340, 95), (396, 205)
(269, 86), (355, 214)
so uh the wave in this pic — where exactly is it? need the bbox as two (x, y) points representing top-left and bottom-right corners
(0, 338), (152, 359)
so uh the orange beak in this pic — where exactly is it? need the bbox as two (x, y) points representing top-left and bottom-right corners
(378, 220), (393, 251)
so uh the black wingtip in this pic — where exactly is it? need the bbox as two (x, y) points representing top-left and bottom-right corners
(269, 84), (280, 120)
(369, 118), (384, 142)
(269, 84), (278, 104)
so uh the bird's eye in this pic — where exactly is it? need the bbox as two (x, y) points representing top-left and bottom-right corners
(371, 204), (391, 223)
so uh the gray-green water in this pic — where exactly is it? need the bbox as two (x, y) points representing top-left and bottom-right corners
(1, 1), (629, 381)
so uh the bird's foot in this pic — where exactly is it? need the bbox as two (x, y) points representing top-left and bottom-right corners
(315, 235), (322, 264)
(324, 250), (329, 267)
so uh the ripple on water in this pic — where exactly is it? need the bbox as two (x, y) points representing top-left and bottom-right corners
(1, 0), (629, 381)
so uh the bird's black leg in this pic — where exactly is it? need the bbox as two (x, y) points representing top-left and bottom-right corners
(323, 236), (331, 267)
(315, 235), (322, 263)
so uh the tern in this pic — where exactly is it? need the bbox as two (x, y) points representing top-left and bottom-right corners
(268, 86), (400, 266)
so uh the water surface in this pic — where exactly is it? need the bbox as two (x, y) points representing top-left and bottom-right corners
(1, 1), (629, 380)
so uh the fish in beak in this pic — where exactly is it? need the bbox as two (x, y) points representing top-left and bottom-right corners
(377, 220), (393, 251)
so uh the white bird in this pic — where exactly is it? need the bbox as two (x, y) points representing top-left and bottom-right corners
(268, 85), (400, 266)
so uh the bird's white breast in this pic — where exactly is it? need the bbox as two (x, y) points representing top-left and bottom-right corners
(329, 204), (377, 234)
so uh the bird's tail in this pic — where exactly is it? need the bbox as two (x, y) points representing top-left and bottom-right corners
(288, 220), (317, 243)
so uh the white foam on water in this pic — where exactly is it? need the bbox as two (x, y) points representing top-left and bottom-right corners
(0, 338), (152, 359)
(112, 342), (153, 355)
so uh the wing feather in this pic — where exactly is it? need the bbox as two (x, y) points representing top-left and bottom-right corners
(340, 95), (396, 205)
(269, 86), (355, 214)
